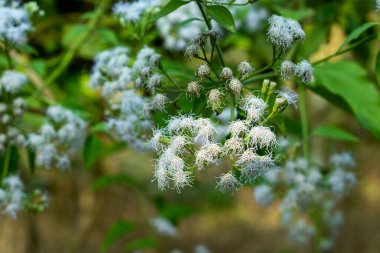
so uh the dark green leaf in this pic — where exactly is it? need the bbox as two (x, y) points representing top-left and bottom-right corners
(83, 135), (102, 169)
(159, 204), (195, 223)
(338, 22), (380, 52)
(151, 0), (190, 22)
(101, 220), (135, 252)
(124, 236), (157, 251)
(207, 5), (236, 33)
(313, 61), (380, 139)
(312, 125), (359, 143)
(15, 44), (39, 56)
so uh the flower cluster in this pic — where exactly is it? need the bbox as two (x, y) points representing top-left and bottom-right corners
(253, 152), (356, 249)
(151, 79), (298, 191)
(267, 15), (305, 51)
(28, 106), (87, 170)
(281, 60), (313, 84)
(0, 175), (48, 219)
(89, 46), (167, 149)
(0, 70), (28, 153)
(0, 175), (25, 219)
(0, 0), (33, 45)
(113, 0), (160, 24)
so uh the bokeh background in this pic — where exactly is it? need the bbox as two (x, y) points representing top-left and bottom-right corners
(0, 0), (380, 252)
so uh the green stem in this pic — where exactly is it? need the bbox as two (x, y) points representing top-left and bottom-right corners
(196, 0), (225, 67)
(35, 0), (111, 95)
(2, 145), (12, 180)
(3, 41), (13, 69)
(229, 95), (235, 121)
(312, 34), (376, 65)
(299, 85), (310, 162)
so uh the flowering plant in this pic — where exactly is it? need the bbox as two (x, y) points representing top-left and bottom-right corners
(0, 0), (379, 252)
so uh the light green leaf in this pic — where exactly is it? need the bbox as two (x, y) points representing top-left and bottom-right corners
(151, 0), (190, 22)
(207, 5), (236, 33)
(376, 52), (380, 84)
(92, 174), (135, 190)
(124, 236), (157, 251)
(338, 22), (380, 52)
(313, 61), (380, 139)
(313, 125), (359, 142)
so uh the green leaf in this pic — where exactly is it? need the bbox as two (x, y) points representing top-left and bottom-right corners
(159, 204), (195, 223)
(207, 5), (236, 33)
(313, 61), (380, 139)
(376, 52), (380, 85)
(15, 44), (39, 56)
(101, 220), (135, 252)
(83, 135), (102, 169)
(276, 8), (314, 21)
(151, 0), (190, 22)
(337, 22), (380, 52)
(312, 125), (359, 143)
(124, 236), (157, 251)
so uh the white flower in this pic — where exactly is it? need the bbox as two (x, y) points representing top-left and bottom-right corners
(254, 185), (274, 206)
(248, 126), (276, 151)
(295, 60), (313, 84)
(329, 152), (355, 168)
(267, 15), (305, 50)
(223, 137), (244, 155)
(113, 0), (159, 24)
(220, 67), (233, 80)
(150, 217), (177, 237)
(237, 60), (254, 77)
(168, 135), (187, 154)
(228, 120), (247, 137)
(207, 89), (224, 111)
(216, 172), (240, 191)
(195, 143), (222, 169)
(0, 4), (33, 44)
(276, 86), (298, 108)
(238, 153), (274, 181)
(172, 168), (192, 190)
(228, 78), (243, 96)
(241, 95), (267, 122)
(196, 63), (211, 79)
(289, 219), (316, 244)
(0, 70), (27, 93)
(187, 81), (201, 97)
(194, 118), (216, 145)
(150, 93), (168, 111)
(280, 60), (295, 80)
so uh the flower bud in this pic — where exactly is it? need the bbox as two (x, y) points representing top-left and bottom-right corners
(187, 81), (201, 97)
(148, 74), (162, 90)
(261, 79), (270, 96)
(196, 64), (211, 79)
(185, 43), (200, 59)
(228, 78), (243, 96)
(281, 60), (295, 80)
(220, 67), (233, 81)
(208, 89), (223, 111)
(149, 54), (161, 67)
(140, 66), (151, 80)
(238, 60), (254, 77)
(151, 94), (168, 111)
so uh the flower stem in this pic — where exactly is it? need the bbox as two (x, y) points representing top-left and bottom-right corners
(196, 0), (225, 67)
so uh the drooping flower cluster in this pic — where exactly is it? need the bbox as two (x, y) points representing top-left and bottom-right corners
(113, 0), (160, 24)
(89, 46), (168, 149)
(28, 106), (87, 170)
(253, 152), (356, 250)
(0, 0), (34, 45)
(281, 60), (313, 84)
(0, 70), (28, 153)
(267, 15), (305, 51)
